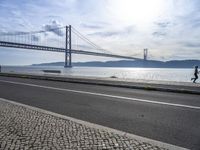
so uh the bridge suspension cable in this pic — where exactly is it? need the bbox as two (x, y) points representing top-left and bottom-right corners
(0, 25), (115, 55)
(0, 26), (66, 48)
(71, 27), (102, 50)
(0, 25), (140, 67)
(0, 26), (66, 36)
(71, 27), (112, 54)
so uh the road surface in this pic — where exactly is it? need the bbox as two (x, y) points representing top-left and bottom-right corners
(0, 76), (199, 149)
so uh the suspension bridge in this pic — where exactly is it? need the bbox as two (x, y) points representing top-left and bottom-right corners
(0, 25), (141, 67)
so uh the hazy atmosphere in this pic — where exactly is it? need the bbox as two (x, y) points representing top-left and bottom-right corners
(0, 0), (200, 65)
(0, 1), (200, 150)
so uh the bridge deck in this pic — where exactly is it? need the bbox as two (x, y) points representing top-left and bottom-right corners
(0, 41), (140, 60)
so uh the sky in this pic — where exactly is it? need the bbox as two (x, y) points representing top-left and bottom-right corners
(0, 0), (200, 65)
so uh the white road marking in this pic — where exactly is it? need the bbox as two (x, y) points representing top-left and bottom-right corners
(0, 79), (200, 110)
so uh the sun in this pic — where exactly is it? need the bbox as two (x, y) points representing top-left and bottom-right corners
(108, 0), (164, 26)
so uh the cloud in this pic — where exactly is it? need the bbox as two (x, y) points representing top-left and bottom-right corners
(190, 18), (200, 28)
(151, 21), (173, 38)
(88, 31), (120, 37)
(152, 31), (166, 37)
(43, 20), (64, 36)
(182, 42), (200, 48)
(81, 23), (104, 29)
(45, 15), (62, 19)
(1, 0), (200, 64)
(155, 21), (171, 28)
(88, 25), (135, 38)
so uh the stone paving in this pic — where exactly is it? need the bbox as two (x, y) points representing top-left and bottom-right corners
(0, 100), (168, 150)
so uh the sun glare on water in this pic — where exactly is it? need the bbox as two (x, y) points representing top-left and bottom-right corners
(109, 0), (165, 26)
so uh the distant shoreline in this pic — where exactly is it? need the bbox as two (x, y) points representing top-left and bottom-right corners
(32, 59), (200, 68)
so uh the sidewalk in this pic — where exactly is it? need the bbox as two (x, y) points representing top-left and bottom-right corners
(0, 98), (186, 150)
(0, 72), (200, 95)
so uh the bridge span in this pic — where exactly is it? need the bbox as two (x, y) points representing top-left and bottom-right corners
(0, 25), (141, 67)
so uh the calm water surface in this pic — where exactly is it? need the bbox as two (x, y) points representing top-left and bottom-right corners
(1, 66), (196, 83)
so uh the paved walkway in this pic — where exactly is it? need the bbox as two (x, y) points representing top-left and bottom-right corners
(0, 99), (171, 150)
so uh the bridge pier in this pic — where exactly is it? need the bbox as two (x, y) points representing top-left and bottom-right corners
(144, 48), (148, 61)
(65, 25), (72, 68)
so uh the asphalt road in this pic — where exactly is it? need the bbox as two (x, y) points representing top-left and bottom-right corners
(0, 76), (199, 149)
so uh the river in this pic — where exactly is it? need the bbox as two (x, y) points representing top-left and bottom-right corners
(1, 66), (197, 83)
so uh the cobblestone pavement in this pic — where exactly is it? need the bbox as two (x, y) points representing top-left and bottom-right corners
(0, 100), (167, 150)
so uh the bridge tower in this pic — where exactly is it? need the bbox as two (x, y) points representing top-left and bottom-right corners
(65, 25), (72, 67)
(144, 48), (148, 61)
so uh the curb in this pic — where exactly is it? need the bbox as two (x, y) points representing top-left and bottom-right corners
(0, 98), (188, 150)
(0, 72), (200, 95)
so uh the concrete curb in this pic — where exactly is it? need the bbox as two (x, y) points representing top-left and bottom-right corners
(0, 98), (188, 150)
(0, 72), (200, 95)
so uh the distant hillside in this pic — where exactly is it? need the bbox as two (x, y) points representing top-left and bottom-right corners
(32, 59), (200, 68)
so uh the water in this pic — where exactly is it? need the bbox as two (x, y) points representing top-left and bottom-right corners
(1, 66), (196, 83)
